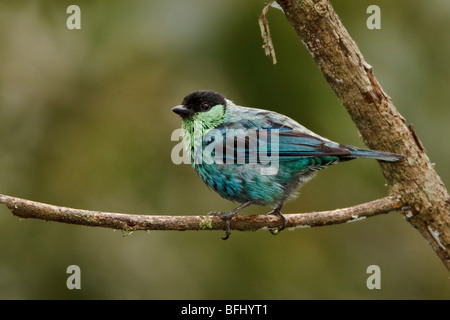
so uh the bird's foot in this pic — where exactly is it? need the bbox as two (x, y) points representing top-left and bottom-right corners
(267, 205), (287, 235)
(208, 201), (252, 240)
(208, 211), (234, 240)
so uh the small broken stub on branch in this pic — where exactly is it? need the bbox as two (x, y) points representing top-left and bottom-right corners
(259, 2), (278, 64)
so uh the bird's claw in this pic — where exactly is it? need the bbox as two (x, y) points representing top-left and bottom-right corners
(208, 211), (233, 240)
(267, 208), (287, 236)
(207, 201), (252, 240)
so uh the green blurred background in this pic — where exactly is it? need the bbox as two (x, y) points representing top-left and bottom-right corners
(0, 0), (449, 299)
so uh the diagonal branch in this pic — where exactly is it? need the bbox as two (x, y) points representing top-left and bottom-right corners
(277, 0), (450, 270)
(0, 193), (401, 233)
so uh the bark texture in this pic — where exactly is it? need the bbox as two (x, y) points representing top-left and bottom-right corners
(0, 194), (400, 233)
(277, 0), (450, 269)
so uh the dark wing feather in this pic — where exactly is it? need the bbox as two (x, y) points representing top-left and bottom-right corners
(210, 118), (352, 163)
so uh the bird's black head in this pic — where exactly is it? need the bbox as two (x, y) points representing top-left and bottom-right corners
(172, 90), (226, 119)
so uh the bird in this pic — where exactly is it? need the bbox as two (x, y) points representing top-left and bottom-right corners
(172, 90), (403, 239)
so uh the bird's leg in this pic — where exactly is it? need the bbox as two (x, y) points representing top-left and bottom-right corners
(267, 204), (287, 235)
(208, 201), (252, 240)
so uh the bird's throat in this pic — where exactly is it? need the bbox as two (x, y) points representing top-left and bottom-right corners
(180, 105), (227, 165)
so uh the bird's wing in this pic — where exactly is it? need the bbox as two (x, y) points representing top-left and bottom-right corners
(274, 130), (351, 159)
(211, 112), (352, 163)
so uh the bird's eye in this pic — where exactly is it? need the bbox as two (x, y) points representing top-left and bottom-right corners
(200, 103), (211, 111)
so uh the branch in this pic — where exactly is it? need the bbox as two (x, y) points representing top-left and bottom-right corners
(0, 193), (401, 233)
(277, 0), (450, 270)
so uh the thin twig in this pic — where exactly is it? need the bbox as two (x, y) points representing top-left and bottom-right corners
(259, 2), (277, 64)
(0, 193), (401, 233)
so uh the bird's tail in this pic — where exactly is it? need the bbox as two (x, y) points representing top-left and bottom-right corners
(343, 146), (404, 162)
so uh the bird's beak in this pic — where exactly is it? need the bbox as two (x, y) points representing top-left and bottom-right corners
(172, 105), (193, 118)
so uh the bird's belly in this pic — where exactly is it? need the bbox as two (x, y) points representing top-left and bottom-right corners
(194, 163), (311, 206)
